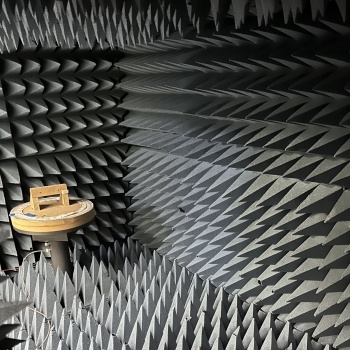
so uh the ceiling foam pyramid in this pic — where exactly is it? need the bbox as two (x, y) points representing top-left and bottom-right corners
(0, 238), (330, 350)
(0, 0), (346, 51)
(119, 12), (350, 350)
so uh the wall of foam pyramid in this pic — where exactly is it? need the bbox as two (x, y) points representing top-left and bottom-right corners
(0, 238), (332, 350)
(119, 15), (350, 350)
(0, 235), (28, 349)
(0, 275), (28, 349)
(0, 0), (345, 51)
(0, 45), (130, 268)
(0, 1), (349, 350)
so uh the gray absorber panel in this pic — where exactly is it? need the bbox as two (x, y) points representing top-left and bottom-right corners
(119, 16), (350, 350)
(0, 238), (332, 350)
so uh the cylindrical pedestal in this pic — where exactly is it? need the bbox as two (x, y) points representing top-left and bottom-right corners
(50, 241), (73, 278)
(10, 186), (95, 277)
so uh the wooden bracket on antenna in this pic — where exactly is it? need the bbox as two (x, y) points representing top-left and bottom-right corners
(30, 184), (70, 212)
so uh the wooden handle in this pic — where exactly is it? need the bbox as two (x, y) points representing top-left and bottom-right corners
(30, 184), (69, 212)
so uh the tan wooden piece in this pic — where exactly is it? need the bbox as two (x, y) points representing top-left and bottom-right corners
(30, 184), (70, 212)
(10, 208), (95, 233)
(10, 184), (95, 236)
(23, 199), (81, 217)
